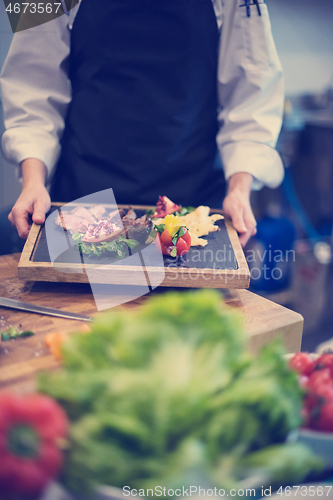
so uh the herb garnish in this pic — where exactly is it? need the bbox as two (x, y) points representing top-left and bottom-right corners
(72, 233), (139, 259)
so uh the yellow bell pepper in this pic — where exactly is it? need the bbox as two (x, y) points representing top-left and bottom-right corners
(163, 214), (186, 237)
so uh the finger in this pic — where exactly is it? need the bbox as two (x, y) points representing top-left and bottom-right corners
(244, 210), (256, 229)
(243, 201), (256, 227)
(243, 213), (257, 237)
(229, 208), (248, 234)
(239, 222), (257, 248)
(238, 223), (257, 247)
(8, 211), (15, 226)
(12, 209), (31, 239)
(16, 218), (31, 239)
(239, 229), (252, 248)
(32, 211), (45, 225)
(32, 198), (50, 224)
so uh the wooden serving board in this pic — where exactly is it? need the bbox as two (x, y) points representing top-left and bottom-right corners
(18, 203), (250, 289)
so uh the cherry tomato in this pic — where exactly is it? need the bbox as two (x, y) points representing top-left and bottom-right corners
(289, 352), (315, 376)
(305, 384), (333, 411)
(307, 368), (333, 391)
(311, 401), (333, 432)
(315, 353), (333, 376)
(155, 230), (190, 257)
(176, 237), (190, 256)
(298, 375), (309, 389)
(180, 229), (191, 248)
(160, 229), (173, 247)
(155, 233), (174, 256)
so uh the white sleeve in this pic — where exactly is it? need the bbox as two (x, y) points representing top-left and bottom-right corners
(0, 11), (74, 179)
(217, 0), (285, 189)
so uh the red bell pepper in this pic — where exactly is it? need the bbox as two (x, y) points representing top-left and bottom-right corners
(0, 392), (69, 497)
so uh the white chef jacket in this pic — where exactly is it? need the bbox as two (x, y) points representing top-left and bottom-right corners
(0, 0), (285, 190)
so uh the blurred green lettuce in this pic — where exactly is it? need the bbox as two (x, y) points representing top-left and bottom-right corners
(38, 290), (322, 496)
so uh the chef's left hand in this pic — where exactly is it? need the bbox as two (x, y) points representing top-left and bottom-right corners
(223, 172), (257, 248)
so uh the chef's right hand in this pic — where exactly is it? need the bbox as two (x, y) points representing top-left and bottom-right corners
(8, 159), (51, 239)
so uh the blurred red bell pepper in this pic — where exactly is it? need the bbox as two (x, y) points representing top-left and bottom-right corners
(0, 392), (69, 497)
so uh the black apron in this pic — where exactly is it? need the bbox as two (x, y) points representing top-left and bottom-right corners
(50, 0), (226, 208)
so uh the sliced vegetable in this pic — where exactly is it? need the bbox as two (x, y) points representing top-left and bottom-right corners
(45, 327), (92, 361)
(179, 227), (191, 247)
(45, 332), (70, 361)
(0, 326), (34, 342)
(160, 229), (173, 247)
(176, 236), (190, 256)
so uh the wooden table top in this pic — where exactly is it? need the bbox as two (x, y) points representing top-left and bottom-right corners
(0, 253), (304, 394)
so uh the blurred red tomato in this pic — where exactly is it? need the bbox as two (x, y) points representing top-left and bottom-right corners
(289, 352), (315, 376)
(315, 353), (333, 377)
(311, 401), (333, 432)
(307, 368), (333, 391)
(305, 384), (333, 411)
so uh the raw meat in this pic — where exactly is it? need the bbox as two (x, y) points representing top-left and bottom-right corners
(89, 205), (107, 220)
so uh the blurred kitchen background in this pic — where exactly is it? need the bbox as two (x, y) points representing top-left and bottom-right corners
(0, 0), (333, 351)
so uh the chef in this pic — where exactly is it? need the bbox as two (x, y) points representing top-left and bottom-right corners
(0, 0), (284, 247)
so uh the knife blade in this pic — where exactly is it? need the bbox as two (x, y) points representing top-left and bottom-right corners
(0, 297), (93, 322)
